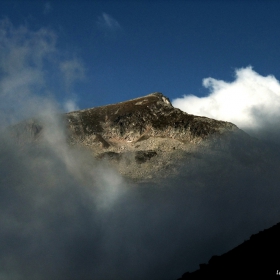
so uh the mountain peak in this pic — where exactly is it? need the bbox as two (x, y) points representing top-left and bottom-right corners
(10, 93), (242, 181)
(66, 92), (237, 143)
(65, 93), (238, 180)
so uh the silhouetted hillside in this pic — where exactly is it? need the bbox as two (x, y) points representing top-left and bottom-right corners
(178, 222), (280, 279)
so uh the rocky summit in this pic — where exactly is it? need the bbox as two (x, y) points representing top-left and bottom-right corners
(64, 92), (239, 180)
(11, 92), (253, 181)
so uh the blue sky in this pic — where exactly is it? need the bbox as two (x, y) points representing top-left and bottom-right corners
(1, 0), (280, 115)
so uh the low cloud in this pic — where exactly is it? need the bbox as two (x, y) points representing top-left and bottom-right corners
(172, 66), (280, 139)
(63, 99), (79, 112)
(3, 117), (280, 280)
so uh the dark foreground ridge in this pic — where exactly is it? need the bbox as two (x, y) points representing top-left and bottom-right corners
(178, 222), (280, 279)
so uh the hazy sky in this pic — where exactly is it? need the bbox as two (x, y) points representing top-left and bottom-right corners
(1, 0), (280, 112)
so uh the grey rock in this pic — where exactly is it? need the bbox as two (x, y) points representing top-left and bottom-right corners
(10, 92), (256, 181)
(64, 92), (240, 180)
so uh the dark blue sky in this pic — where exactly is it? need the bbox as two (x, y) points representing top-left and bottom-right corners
(1, 0), (280, 110)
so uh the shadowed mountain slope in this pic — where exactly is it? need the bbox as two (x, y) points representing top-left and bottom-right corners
(178, 222), (280, 279)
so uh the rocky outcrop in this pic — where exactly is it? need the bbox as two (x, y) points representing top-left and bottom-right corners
(64, 92), (239, 180)
(10, 92), (249, 181)
(66, 92), (237, 146)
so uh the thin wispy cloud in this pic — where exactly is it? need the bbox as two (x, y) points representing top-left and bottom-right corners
(0, 18), (85, 126)
(97, 12), (122, 37)
(97, 13), (121, 30)
(59, 58), (85, 90)
(43, 2), (52, 15)
(0, 18), (57, 126)
(63, 99), (79, 112)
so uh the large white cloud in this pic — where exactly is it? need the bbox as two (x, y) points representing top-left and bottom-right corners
(172, 67), (280, 134)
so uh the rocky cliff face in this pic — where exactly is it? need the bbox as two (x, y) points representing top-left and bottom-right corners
(66, 92), (237, 145)
(64, 92), (239, 180)
(10, 92), (264, 181)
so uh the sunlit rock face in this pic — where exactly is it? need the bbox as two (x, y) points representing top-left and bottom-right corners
(10, 91), (273, 183)
(64, 92), (240, 180)
(66, 92), (237, 144)
(10, 92), (265, 181)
